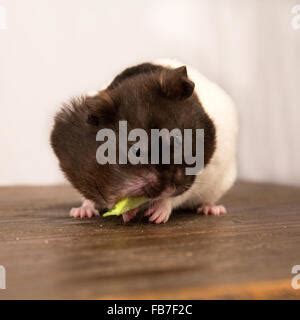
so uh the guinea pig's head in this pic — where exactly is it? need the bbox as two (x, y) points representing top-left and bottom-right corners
(81, 64), (216, 205)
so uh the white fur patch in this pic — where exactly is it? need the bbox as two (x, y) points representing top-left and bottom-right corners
(86, 90), (99, 97)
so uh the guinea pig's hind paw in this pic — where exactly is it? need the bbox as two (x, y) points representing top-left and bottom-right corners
(197, 204), (227, 216)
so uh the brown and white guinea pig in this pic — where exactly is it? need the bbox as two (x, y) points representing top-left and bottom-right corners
(50, 59), (237, 224)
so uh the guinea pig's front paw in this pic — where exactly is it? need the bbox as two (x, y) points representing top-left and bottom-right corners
(197, 204), (227, 216)
(122, 208), (139, 223)
(70, 199), (98, 219)
(144, 199), (172, 224)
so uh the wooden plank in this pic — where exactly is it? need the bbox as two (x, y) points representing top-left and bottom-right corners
(0, 182), (300, 299)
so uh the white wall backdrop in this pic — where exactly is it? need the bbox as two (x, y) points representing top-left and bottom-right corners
(0, 0), (300, 185)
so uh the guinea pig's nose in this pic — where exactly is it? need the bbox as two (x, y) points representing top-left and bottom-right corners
(144, 172), (159, 188)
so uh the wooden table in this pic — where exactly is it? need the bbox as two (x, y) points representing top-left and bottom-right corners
(0, 182), (300, 299)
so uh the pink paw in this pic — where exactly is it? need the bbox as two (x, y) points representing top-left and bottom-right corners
(144, 200), (172, 224)
(70, 200), (98, 219)
(122, 208), (139, 223)
(197, 204), (227, 216)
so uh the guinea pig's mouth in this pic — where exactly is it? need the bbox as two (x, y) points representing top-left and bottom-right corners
(140, 186), (161, 199)
(120, 173), (191, 200)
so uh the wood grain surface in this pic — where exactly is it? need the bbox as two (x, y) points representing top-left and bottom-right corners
(0, 182), (300, 299)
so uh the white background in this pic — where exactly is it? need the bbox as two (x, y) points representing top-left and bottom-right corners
(0, 0), (300, 185)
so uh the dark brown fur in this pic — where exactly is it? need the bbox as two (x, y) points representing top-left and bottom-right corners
(50, 63), (216, 209)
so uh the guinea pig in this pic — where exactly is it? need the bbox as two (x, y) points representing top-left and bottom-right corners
(50, 59), (237, 223)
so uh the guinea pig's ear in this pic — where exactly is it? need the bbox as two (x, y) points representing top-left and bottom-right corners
(159, 66), (195, 100)
(86, 91), (116, 127)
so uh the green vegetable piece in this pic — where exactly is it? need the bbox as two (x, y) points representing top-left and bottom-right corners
(102, 197), (148, 217)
